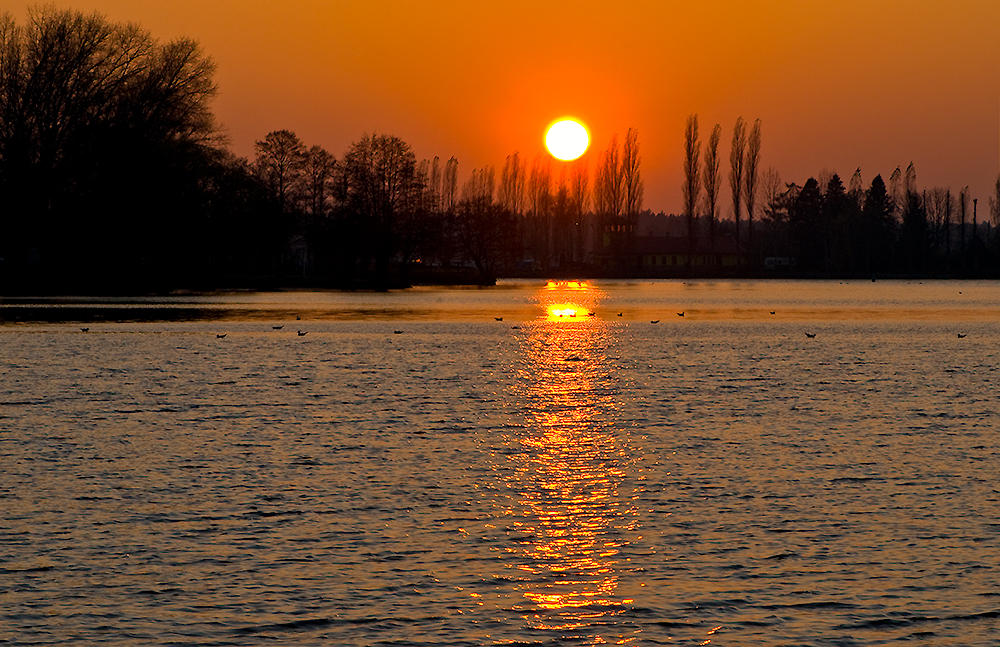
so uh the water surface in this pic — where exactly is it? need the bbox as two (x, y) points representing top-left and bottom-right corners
(2, 280), (999, 645)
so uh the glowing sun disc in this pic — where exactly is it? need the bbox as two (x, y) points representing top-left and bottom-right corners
(545, 119), (589, 161)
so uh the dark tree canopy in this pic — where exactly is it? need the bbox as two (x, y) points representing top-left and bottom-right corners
(343, 134), (418, 227)
(0, 6), (218, 289)
(862, 174), (895, 273)
(253, 130), (305, 214)
(4, 7), (1000, 293)
(341, 134), (420, 288)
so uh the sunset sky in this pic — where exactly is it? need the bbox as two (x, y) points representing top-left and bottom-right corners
(6, 0), (1000, 213)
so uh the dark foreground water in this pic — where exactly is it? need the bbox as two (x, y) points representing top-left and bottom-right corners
(2, 281), (999, 645)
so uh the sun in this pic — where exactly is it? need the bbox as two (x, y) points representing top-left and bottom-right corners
(545, 118), (589, 161)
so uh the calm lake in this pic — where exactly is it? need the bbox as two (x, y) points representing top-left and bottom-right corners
(2, 280), (999, 645)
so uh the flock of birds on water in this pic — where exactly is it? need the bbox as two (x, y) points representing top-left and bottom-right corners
(74, 289), (973, 340)
(73, 307), (972, 340)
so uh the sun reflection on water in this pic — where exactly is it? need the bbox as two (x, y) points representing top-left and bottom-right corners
(497, 281), (641, 642)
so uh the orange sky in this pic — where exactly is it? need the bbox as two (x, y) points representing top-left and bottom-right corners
(5, 0), (1000, 213)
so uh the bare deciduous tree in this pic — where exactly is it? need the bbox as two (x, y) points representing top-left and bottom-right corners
(743, 118), (761, 242)
(729, 116), (746, 243)
(299, 145), (336, 219)
(429, 156), (442, 209)
(254, 129), (305, 213)
(570, 161), (589, 214)
(455, 193), (516, 285)
(569, 160), (589, 262)
(990, 175), (1000, 232)
(528, 156), (552, 217)
(761, 167), (783, 220)
(525, 156), (553, 264)
(889, 166), (903, 219)
(959, 186), (969, 257)
(682, 114), (701, 253)
(944, 188), (953, 259)
(462, 165), (495, 202)
(499, 152), (525, 215)
(702, 123), (721, 247)
(623, 128), (643, 215)
(0, 6), (217, 239)
(594, 135), (623, 217)
(904, 162), (917, 197)
(925, 187), (949, 253)
(442, 156), (458, 212)
(342, 133), (419, 287)
(848, 168), (864, 206)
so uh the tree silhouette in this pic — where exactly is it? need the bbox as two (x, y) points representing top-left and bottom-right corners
(300, 145), (336, 220)
(527, 155), (553, 266)
(743, 118), (761, 243)
(569, 160), (590, 263)
(499, 152), (525, 215)
(729, 116), (747, 245)
(429, 156), (442, 208)
(0, 6), (218, 290)
(254, 129), (305, 214)
(904, 163), (917, 196)
(702, 123), (721, 249)
(7, 5), (1000, 289)
(862, 175), (894, 274)
(790, 178), (822, 271)
(342, 133), (418, 289)
(456, 196), (516, 284)
(990, 176), (1000, 250)
(958, 186), (969, 263)
(595, 135), (623, 218)
(462, 165), (495, 202)
(442, 156), (459, 213)
(623, 128), (643, 216)
(822, 174), (849, 272)
(901, 187), (928, 272)
(682, 115), (700, 264)
(944, 189), (953, 264)
(848, 168), (864, 207)
(889, 166), (903, 220)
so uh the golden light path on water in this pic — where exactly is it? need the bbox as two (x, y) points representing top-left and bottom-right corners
(496, 280), (643, 643)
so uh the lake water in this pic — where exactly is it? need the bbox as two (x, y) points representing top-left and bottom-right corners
(2, 280), (999, 645)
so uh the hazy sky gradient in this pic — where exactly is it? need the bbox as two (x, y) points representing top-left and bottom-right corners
(6, 0), (1000, 213)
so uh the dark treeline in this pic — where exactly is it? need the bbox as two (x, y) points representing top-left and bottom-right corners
(0, 8), (522, 292)
(679, 114), (1000, 278)
(0, 7), (224, 292)
(750, 166), (999, 276)
(3, 9), (1000, 294)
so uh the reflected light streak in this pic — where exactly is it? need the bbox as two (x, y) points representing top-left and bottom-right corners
(496, 281), (641, 642)
(538, 280), (602, 323)
(547, 304), (590, 320)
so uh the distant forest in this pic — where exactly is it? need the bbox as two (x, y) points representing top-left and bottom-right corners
(2, 8), (1000, 293)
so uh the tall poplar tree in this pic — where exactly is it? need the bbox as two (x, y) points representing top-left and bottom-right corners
(743, 119), (761, 243)
(682, 115), (701, 263)
(729, 116), (747, 245)
(702, 123), (721, 248)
